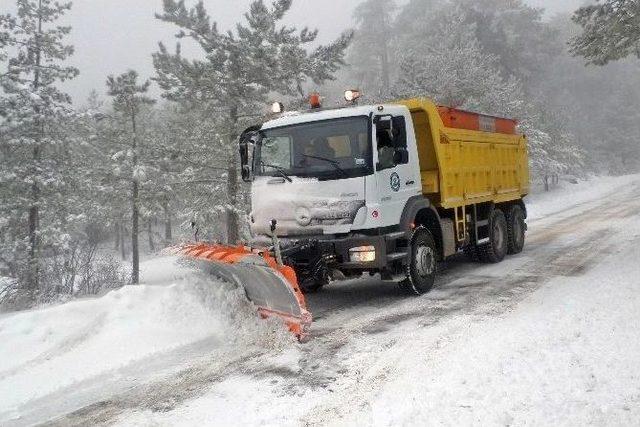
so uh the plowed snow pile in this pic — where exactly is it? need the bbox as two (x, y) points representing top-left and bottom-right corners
(0, 256), (290, 411)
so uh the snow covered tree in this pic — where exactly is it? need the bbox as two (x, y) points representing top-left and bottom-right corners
(571, 0), (640, 65)
(533, 13), (640, 175)
(391, 3), (582, 187)
(393, 11), (523, 114)
(153, 0), (352, 244)
(106, 70), (155, 284)
(0, 0), (78, 300)
(348, 0), (398, 97)
(148, 105), (236, 243)
(0, 12), (13, 65)
(451, 0), (559, 84)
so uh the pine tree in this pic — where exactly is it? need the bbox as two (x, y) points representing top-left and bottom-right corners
(153, 0), (352, 244)
(390, 3), (582, 187)
(349, 0), (397, 97)
(393, 12), (522, 113)
(571, 0), (640, 65)
(452, 0), (559, 84)
(146, 104), (232, 243)
(106, 71), (155, 284)
(0, 0), (78, 298)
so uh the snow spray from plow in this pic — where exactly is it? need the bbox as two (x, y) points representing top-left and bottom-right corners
(174, 244), (312, 340)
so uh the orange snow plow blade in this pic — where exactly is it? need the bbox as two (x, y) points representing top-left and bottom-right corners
(175, 244), (311, 339)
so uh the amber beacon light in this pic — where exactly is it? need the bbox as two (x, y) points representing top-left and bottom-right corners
(309, 92), (322, 109)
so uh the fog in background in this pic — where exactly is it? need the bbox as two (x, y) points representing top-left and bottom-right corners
(19, 0), (585, 104)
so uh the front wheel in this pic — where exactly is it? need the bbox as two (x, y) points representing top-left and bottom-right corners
(401, 227), (438, 295)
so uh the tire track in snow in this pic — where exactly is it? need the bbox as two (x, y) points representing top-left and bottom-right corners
(296, 183), (640, 425)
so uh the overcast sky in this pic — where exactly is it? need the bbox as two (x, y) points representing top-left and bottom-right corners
(1, 0), (585, 104)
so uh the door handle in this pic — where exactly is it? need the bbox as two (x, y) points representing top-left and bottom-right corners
(406, 180), (415, 185)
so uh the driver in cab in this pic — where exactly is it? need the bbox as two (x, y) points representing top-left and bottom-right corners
(377, 127), (395, 170)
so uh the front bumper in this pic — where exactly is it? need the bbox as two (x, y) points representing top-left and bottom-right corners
(257, 230), (409, 274)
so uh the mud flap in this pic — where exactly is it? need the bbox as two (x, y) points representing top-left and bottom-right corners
(175, 244), (312, 339)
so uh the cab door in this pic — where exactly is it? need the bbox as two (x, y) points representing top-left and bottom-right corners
(373, 109), (421, 227)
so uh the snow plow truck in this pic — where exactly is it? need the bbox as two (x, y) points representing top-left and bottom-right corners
(179, 94), (529, 339)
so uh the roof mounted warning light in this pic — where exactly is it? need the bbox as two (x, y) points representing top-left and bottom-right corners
(344, 89), (361, 104)
(271, 101), (284, 114)
(309, 92), (321, 109)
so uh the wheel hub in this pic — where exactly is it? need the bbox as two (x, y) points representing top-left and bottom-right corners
(415, 245), (435, 277)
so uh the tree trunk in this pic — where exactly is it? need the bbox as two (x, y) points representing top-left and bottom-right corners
(27, 0), (44, 295)
(120, 223), (127, 261)
(226, 106), (240, 245)
(147, 218), (155, 252)
(131, 182), (140, 283)
(544, 175), (550, 192)
(114, 221), (120, 251)
(163, 199), (172, 243)
(226, 163), (240, 244)
(131, 107), (140, 284)
(27, 177), (39, 293)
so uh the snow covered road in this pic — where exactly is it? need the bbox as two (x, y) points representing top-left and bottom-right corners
(2, 175), (640, 426)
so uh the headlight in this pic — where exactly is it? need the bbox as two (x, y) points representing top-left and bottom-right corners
(349, 245), (376, 263)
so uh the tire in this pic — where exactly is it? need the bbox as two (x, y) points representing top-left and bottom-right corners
(506, 205), (526, 255)
(477, 208), (508, 263)
(401, 227), (437, 295)
(298, 256), (331, 294)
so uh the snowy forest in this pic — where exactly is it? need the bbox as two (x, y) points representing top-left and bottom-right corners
(1, 0), (639, 307)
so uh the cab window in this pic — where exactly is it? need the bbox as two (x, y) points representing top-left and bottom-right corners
(376, 115), (408, 171)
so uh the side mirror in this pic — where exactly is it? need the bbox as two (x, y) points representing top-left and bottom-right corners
(393, 148), (409, 165)
(238, 139), (252, 182)
(238, 127), (259, 183)
(375, 116), (393, 134)
(241, 164), (251, 182)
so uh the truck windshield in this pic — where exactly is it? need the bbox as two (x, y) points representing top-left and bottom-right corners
(255, 116), (372, 180)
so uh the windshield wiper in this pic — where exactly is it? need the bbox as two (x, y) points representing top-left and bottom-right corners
(259, 161), (293, 182)
(301, 154), (348, 178)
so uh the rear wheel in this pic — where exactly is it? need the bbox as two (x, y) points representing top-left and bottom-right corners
(401, 227), (437, 295)
(477, 208), (508, 263)
(506, 205), (526, 254)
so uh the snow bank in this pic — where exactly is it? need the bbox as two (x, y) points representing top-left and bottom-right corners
(526, 174), (640, 220)
(0, 256), (291, 412)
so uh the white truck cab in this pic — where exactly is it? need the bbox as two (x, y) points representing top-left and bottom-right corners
(249, 104), (421, 236)
(240, 101), (426, 292)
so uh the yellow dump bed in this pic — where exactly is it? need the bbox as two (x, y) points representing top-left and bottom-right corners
(399, 98), (529, 209)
